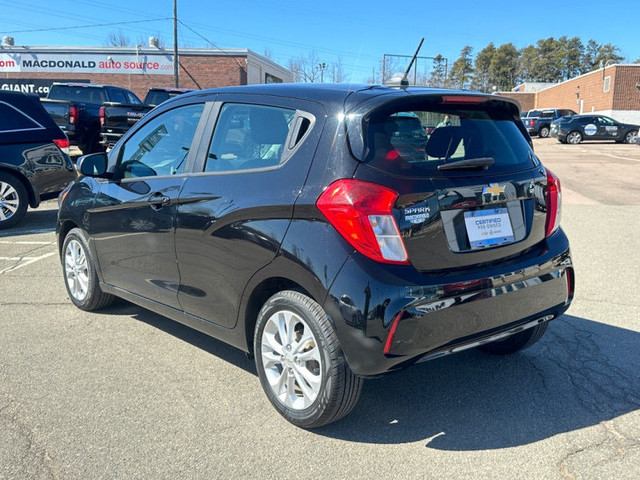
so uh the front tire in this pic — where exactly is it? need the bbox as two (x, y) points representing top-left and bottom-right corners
(62, 228), (114, 311)
(625, 130), (638, 144)
(567, 131), (582, 144)
(254, 290), (363, 428)
(478, 322), (548, 355)
(0, 172), (28, 229)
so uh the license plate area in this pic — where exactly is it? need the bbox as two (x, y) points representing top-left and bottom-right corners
(464, 208), (515, 249)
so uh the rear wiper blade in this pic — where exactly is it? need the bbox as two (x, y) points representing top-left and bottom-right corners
(437, 157), (495, 171)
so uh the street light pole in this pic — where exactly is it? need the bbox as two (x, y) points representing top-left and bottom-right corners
(173, 0), (179, 87)
(318, 62), (327, 83)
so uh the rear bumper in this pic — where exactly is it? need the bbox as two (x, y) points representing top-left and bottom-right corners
(99, 131), (124, 149)
(324, 229), (573, 376)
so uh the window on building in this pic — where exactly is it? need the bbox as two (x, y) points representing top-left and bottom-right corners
(603, 76), (611, 93)
(265, 73), (283, 84)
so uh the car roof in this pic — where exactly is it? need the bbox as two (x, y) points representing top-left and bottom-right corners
(172, 83), (521, 113)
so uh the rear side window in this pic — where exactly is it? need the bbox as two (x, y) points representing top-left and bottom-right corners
(364, 100), (535, 176)
(48, 86), (106, 104)
(205, 103), (295, 172)
(144, 91), (170, 106)
(0, 103), (42, 131)
(109, 89), (127, 104)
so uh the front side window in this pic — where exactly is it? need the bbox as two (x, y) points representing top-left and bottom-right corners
(117, 103), (204, 178)
(205, 103), (294, 173)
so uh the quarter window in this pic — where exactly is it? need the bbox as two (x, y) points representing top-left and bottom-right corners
(205, 103), (295, 173)
(117, 103), (204, 178)
(0, 103), (41, 131)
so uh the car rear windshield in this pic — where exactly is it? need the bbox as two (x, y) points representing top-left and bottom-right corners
(48, 86), (106, 104)
(144, 91), (178, 106)
(363, 99), (535, 176)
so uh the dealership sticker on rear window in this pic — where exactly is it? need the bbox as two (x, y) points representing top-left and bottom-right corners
(584, 124), (597, 136)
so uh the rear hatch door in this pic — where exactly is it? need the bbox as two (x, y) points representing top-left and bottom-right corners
(349, 93), (551, 272)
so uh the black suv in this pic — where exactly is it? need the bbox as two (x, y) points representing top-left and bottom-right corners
(57, 84), (573, 427)
(551, 114), (639, 144)
(0, 90), (76, 229)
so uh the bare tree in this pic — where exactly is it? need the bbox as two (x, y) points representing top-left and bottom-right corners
(262, 48), (274, 61)
(288, 51), (321, 83)
(105, 30), (131, 47)
(331, 57), (346, 83)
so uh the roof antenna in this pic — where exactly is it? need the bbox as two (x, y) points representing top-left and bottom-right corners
(401, 37), (424, 87)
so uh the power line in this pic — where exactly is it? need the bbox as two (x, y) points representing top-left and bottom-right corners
(2, 18), (170, 34)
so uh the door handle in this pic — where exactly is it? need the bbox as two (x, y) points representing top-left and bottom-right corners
(148, 192), (171, 210)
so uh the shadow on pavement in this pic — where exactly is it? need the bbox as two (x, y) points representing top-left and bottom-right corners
(0, 205), (58, 238)
(96, 306), (640, 449)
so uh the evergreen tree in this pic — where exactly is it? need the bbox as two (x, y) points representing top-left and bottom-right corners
(429, 55), (447, 87)
(489, 43), (519, 91)
(448, 46), (474, 89)
(471, 43), (495, 92)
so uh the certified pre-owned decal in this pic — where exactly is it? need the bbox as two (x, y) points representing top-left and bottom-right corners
(404, 206), (431, 224)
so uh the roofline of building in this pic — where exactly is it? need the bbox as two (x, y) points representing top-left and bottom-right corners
(532, 64), (640, 92)
(0, 44), (253, 57)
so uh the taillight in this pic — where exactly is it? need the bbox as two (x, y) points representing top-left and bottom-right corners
(69, 106), (79, 125)
(316, 179), (409, 264)
(53, 137), (70, 154)
(99, 106), (105, 127)
(544, 169), (562, 237)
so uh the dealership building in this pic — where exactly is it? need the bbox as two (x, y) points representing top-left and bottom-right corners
(500, 64), (640, 124)
(0, 37), (292, 100)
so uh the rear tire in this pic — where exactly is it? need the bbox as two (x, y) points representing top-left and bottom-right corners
(62, 228), (115, 311)
(0, 171), (28, 229)
(254, 290), (363, 428)
(478, 322), (548, 355)
(539, 126), (550, 138)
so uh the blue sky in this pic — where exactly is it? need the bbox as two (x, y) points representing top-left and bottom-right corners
(0, 0), (638, 82)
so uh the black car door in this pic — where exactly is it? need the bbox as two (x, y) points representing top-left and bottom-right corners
(174, 94), (325, 328)
(595, 116), (620, 140)
(89, 101), (209, 308)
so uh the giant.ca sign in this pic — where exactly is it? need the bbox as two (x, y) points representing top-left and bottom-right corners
(0, 52), (174, 75)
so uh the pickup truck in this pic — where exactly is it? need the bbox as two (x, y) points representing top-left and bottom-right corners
(41, 83), (147, 154)
(522, 108), (576, 138)
(99, 87), (192, 149)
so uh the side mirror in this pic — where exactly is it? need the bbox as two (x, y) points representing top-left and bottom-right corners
(77, 153), (109, 177)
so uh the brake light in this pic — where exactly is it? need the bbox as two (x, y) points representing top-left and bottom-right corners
(544, 169), (562, 237)
(53, 138), (70, 154)
(99, 106), (105, 127)
(69, 105), (79, 125)
(316, 179), (409, 264)
(440, 95), (487, 105)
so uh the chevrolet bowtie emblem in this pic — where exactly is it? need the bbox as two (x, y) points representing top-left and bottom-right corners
(483, 184), (506, 197)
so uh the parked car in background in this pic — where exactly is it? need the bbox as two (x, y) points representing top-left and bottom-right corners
(143, 87), (194, 107)
(41, 83), (146, 154)
(0, 90), (76, 228)
(522, 108), (576, 138)
(551, 114), (639, 144)
(58, 84), (573, 428)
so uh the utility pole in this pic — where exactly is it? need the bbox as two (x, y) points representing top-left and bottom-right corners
(173, 0), (179, 87)
(318, 62), (327, 83)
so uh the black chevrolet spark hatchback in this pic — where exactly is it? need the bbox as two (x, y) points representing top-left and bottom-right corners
(57, 84), (573, 427)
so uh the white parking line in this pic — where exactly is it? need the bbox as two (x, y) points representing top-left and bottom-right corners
(0, 241), (54, 245)
(603, 153), (640, 163)
(0, 252), (57, 275)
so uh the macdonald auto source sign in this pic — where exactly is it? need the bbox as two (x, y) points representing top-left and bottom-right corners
(0, 52), (174, 75)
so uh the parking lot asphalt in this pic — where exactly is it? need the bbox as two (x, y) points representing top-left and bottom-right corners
(1, 139), (639, 479)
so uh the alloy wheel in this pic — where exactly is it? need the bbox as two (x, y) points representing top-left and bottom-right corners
(64, 239), (90, 301)
(626, 131), (637, 144)
(0, 181), (20, 222)
(567, 132), (582, 144)
(260, 309), (323, 410)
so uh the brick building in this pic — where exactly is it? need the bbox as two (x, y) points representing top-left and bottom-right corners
(500, 65), (640, 123)
(0, 39), (291, 101)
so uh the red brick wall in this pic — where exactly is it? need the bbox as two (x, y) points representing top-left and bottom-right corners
(535, 66), (640, 113)
(2, 55), (247, 100)
(496, 92), (536, 112)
